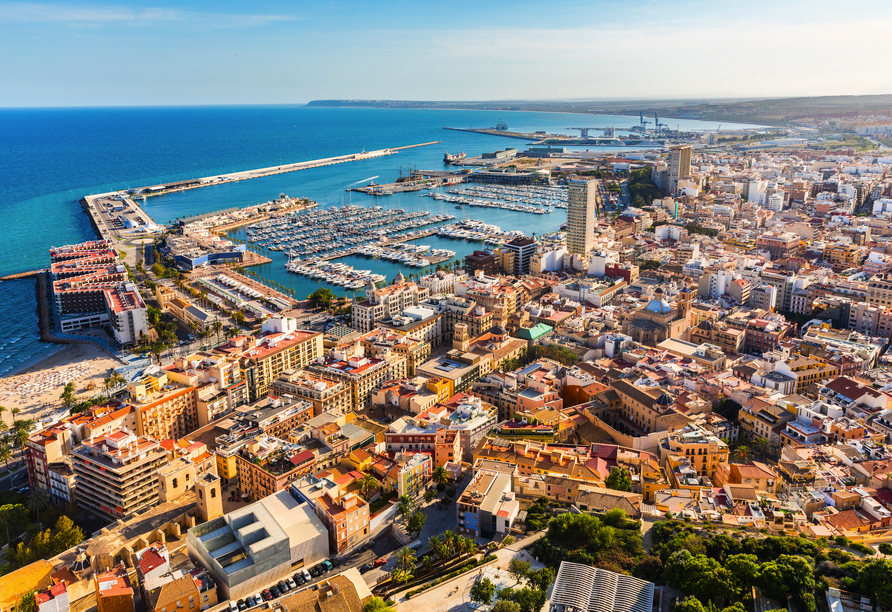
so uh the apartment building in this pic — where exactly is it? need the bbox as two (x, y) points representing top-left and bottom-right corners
(668, 145), (692, 193)
(25, 426), (75, 507)
(456, 468), (518, 539)
(72, 429), (168, 520)
(738, 398), (795, 448)
(315, 491), (370, 554)
(128, 372), (198, 441)
(775, 357), (840, 394)
(357, 328), (431, 376)
(756, 232), (800, 261)
(866, 273), (892, 308)
(269, 369), (351, 416)
(237, 395), (314, 439)
(567, 178), (598, 256)
(351, 281), (430, 333)
(239, 324), (324, 403)
(234, 435), (317, 501)
(167, 352), (247, 425)
(607, 380), (690, 436)
(386, 452), (432, 498)
(307, 352), (403, 412)
(824, 243), (864, 268)
(424, 295), (495, 338)
(658, 424), (729, 479)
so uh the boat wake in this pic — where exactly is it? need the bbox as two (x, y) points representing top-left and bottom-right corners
(350, 176), (379, 185)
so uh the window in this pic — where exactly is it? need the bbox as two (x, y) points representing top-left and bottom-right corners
(198, 489), (203, 499)
(211, 488), (216, 498)
(172, 478), (178, 489)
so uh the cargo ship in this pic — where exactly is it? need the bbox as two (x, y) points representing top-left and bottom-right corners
(444, 151), (466, 164)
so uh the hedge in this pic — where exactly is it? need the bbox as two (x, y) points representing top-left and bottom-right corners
(406, 554), (497, 598)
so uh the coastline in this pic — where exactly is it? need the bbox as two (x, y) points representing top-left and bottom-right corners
(3, 343), (66, 378)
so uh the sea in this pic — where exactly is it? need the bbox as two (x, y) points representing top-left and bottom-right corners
(0, 106), (759, 376)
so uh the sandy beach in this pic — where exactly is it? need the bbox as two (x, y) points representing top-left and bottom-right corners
(0, 343), (124, 427)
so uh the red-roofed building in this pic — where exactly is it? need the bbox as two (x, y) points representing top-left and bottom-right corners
(94, 564), (134, 612)
(315, 491), (370, 553)
(36, 583), (69, 612)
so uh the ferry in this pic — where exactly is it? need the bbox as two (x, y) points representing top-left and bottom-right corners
(444, 152), (466, 164)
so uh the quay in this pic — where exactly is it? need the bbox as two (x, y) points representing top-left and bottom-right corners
(443, 126), (644, 146)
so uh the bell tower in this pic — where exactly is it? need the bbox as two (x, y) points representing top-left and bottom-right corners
(196, 473), (223, 524)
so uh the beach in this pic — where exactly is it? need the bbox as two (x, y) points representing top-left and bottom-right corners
(0, 343), (123, 428)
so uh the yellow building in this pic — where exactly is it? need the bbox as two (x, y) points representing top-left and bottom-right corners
(658, 424), (729, 479)
(776, 357), (839, 394)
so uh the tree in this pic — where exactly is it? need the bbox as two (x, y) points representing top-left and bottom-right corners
(527, 567), (555, 592)
(673, 597), (707, 612)
(307, 288), (335, 310)
(16, 592), (36, 612)
(27, 488), (49, 526)
(358, 473), (379, 501)
(432, 465), (449, 486)
(0, 444), (13, 488)
(390, 568), (412, 585)
(396, 546), (417, 573)
(605, 467), (632, 492)
(407, 512), (426, 536)
(397, 495), (414, 519)
(363, 597), (395, 612)
(457, 535), (475, 558)
(756, 554), (815, 612)
(428, 534), (448, 561)
(879, 543), (892, 556)
(849, 559), (892, 610)
(470, 577), (495, 605)
(60, 382), (76, 410)
(51, 515), (85, 553)
(513, 588), (547, 612)
(492, 601), (521, 612)
(442, 529), (456, 555)
(508, 558), (531, 584)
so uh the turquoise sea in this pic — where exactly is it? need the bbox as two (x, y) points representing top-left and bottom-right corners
(0, 106), (758, 375)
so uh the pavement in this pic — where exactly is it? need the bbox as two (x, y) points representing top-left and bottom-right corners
(394, 531), (546, 612)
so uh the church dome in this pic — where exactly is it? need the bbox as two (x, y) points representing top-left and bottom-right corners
(697, 319), (714, 331)
(394, 270), (405, 284)
(655, 393), (674, 406)
(491, 325), (507, 336)
(645, 299), (672, 314)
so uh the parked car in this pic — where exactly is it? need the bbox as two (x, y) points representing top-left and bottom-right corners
(236, 599), (246, 611)
(321, 560), (333, 572)
(286, 578), (297, 590)
(277, 580), (288, 592)
(309, 566), (320, 578)
(270, 586), (281, 598)
(229, 602), (238, 612)
(293, 573), (305, 586)
(330, 558), (341, 568)
(359, 563), (374, 574)
(301, 569), (312, 582)
(261, 590), (272, 602)
(253, 595), (263, 607)
(374, 557), (387, 567)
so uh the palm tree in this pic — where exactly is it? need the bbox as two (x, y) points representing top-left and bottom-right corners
(0, 405), (8, 430)
(111, 371), (127, 392)
(102, 376), (114, 397)
(432, 465), (448, 487)
(457, 536), (476, 559)
(733, 445), (748, 462)
(358, 473), (379, 501)
(390, 568), (412, 586)
(13, 421), (32, 450)
(396, 546), (417, 573)
(397, 495), (414, 519)
(0, 445), (13, 488)
(442, 530), (456, 556)
(428, 535), (447, 561)
(213, 320), (223, 342)
(27, 487), (49, 527)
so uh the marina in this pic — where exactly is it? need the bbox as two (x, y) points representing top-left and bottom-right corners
(426, 183), (568, 214)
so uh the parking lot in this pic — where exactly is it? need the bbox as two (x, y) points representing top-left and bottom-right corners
(228, 530), (402, 612)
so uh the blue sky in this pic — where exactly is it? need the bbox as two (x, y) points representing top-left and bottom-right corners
(1, 0), (891, 107)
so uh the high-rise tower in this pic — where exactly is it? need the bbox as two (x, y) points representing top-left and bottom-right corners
(567, 178), (598, 256)
(668, 145), (692, 193)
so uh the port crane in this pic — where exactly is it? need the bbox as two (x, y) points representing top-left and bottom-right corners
(639, 112), (651, 130)
(654, 113), (667, 133)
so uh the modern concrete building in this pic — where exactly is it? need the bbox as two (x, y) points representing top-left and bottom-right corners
(667, 145), (692, 194)
(547, 561), (654, 612)
(567, 178), (598, 256)
(186, 490), (328, 600)
(71, 429), (168, 520)
(502, 237), (537, 276)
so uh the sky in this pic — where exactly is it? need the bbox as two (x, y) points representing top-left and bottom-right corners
(2, 0), (892, 107)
